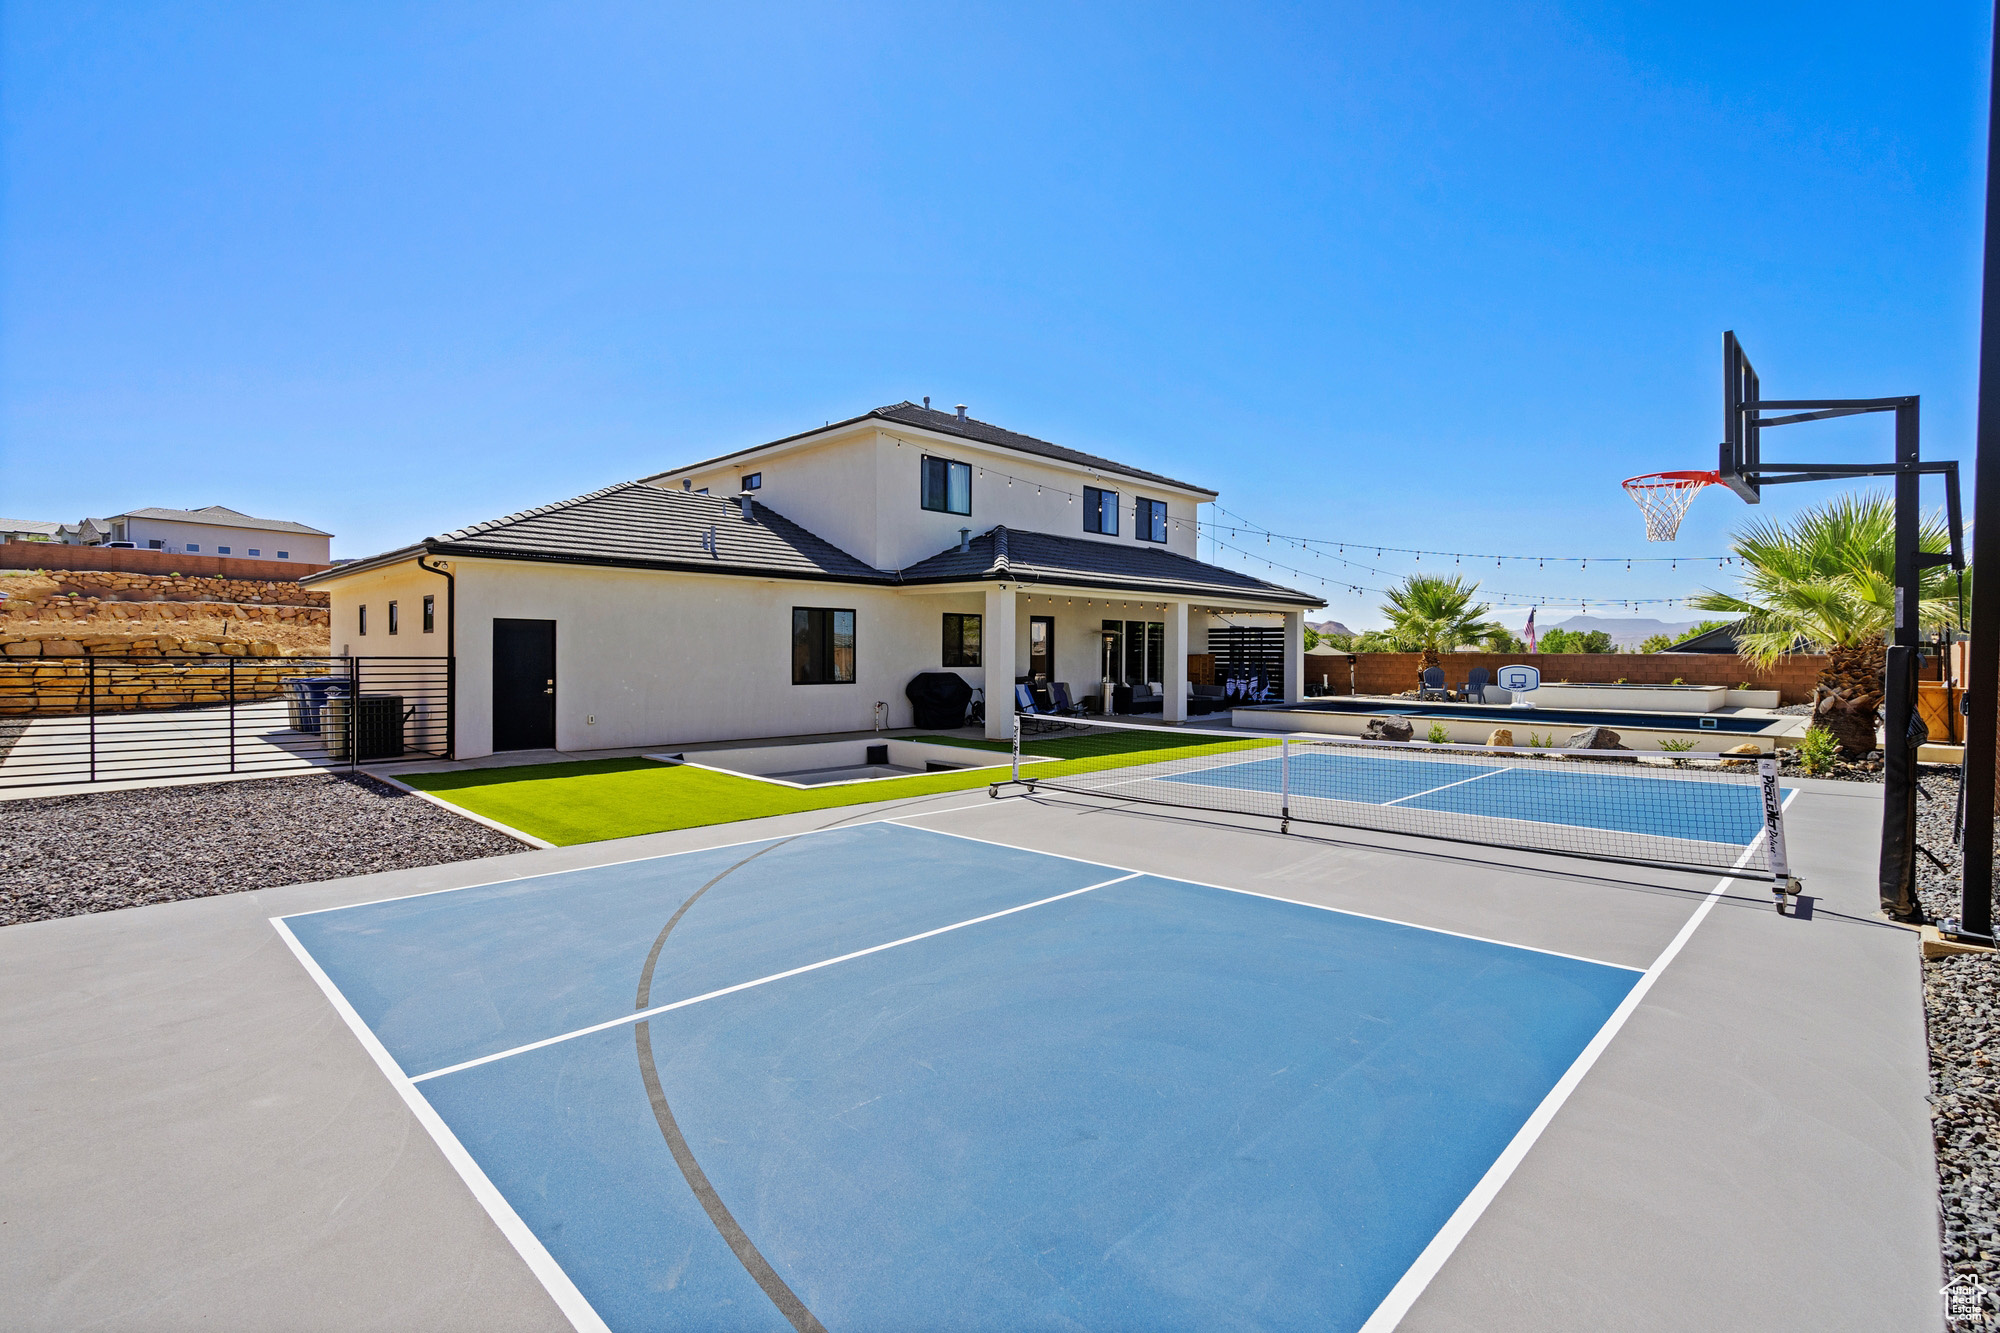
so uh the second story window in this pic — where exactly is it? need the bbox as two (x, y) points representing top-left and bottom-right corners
(1136, 498), (1168, 543)
(423, 595), (436, 633)
(1084, 486), (1119, 536)
(388, 601), (400, 634)
(921, 456), (971, 515)
(741, 472), (762, 490)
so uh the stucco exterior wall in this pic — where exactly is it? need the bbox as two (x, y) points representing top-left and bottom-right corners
(331, 561), (452, 658)
(119, 518), (330, 564)
(429, 560), (987, 757)
(661, 425), (1205, 572)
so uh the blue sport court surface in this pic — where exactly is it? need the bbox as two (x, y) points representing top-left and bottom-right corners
(1151, 749), (1783, 846)
(279, 820), (1645, 1332)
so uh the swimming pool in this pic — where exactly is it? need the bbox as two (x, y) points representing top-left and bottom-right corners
(1233, 697), (1803, 752)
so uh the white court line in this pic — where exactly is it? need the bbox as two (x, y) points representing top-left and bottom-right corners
(889, 820), (1645, 973)
(1379, 766), (1510, 807)
(1352, 786), (1799, 1333)
(270, 918), (613, 1333)
(277, 797), (1018, 922)
(409, 871), (1142, 1083)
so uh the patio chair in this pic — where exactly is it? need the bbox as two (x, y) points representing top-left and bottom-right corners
(1458, 667), (1490, 704)
(1014, 683), (1066, 733)
(1048, 682), (1090, 718)
(1418, 667), (1451, 701)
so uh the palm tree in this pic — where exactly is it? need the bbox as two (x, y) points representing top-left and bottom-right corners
(1690, 492), (1955, 756)
(1374, 574), (1507, 675)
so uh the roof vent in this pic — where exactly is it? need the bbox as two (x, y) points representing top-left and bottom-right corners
(955, 404), (967, 421)
(739, 494), (755, 521)
(923, 396), (930, 410)
(958, 527), (971, 553)
(681, 479), (692, 491)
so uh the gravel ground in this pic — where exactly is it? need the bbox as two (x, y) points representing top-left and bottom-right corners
(1907, 767), (2000, 1332)
(0, 772), (526, 927)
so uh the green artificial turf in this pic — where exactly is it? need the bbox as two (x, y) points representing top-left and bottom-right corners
(399, 730), (1272, 845)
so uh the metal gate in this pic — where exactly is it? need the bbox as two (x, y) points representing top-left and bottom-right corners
(0, 655), (453, 791)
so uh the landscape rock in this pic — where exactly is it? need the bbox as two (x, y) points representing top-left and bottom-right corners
(1487, 728), (1514, 747)
(1363, 717), (1414, 742)
(1566, 725), (1630, 751)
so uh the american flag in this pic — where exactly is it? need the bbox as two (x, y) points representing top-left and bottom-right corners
(1525, 607), (1538, 653)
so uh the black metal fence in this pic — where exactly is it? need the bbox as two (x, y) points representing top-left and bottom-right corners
(0, 655), (452, 791)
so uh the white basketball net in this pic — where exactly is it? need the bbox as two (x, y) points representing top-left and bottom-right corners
(1622, 471), (1718, 542)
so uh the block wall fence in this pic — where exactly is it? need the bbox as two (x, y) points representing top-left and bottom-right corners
(0, 541), (331, 581)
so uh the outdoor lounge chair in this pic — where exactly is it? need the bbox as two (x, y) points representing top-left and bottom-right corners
(1014, 683), (1067, 733)
(1458, 667), (1490, 704)
(1418, 667), (1451, 701)
(1048, 682), (1090, 717)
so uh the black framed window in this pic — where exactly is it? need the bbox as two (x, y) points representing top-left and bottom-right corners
(921, 456), (972, 515)
(423, 595), (436, 633)
(276, 550), (288, 559)
(1136, 497), (1168, 543)
(943, 613), (982, 667)
(1084, 486), (1119, 535)
(742, 472), (762, 490)
(793, 608), (856, 684)
(388, 600), (400, 634)
(358, 605), (368, 636)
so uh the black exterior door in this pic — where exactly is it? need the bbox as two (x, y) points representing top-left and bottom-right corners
(493, 619), (556, 751)
(1029, 616), (1054, 682)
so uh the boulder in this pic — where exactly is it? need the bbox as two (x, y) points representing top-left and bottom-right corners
(1566, 726), (1630, 752)
(1719, 741), (1764, 769)
(1487, 728), (1514, 748)
(1363, 716), (1415, 742)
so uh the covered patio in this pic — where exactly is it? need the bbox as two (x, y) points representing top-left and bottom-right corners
(895, 525), (1323, 739)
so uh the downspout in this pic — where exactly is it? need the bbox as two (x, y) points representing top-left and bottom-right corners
(416, 551), (456, 759)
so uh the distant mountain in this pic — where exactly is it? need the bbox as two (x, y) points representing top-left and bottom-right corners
(1308, 619), (1354, 638)
(1541, 615), (1702, 650)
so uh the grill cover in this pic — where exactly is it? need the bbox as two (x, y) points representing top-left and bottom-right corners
(904, 672), (973, 730)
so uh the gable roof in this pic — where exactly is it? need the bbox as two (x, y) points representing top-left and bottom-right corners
(647, 403), (1215, 496)
(316, 483), (890, 585)
(0, 518), (61, 536)
(899, 526), (1323, 607)
(109, 505), (332, 537)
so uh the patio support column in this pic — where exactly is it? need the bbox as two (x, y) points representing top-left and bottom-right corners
(984, 583), (1017, 740)
(1162, 601), (1188, 722)
(1283, 610), (1305, 703)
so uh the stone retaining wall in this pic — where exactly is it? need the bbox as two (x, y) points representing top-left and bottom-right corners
(1, 600), (329, 642)
(0, 656), (331, 716)
(5, 569), (327, 606)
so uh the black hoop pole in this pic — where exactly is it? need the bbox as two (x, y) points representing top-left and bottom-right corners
(1960, 1), (2000, 943)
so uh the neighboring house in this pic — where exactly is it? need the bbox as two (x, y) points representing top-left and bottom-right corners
(0, 518), (61, 543)
(81, 506), (332, 562)
(305, 401), (1324, 757)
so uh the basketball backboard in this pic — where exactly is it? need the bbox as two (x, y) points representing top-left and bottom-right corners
(1719, 329), (1761, 502)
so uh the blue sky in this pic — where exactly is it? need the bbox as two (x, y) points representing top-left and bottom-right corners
(2, 2), (1990, 629)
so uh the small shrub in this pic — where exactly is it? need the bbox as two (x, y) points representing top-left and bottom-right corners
(1736, 681), (1754, 691)
(1528, 731), (1552, 748)
(1613, 677), (1627, 685)
(1658, 737), (1696, 751)
(1796, 727), (1839, 776)
(1427, 721), (1450, 745)
(1670, 677), (1685, 686)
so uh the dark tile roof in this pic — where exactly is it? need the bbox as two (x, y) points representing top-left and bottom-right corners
(645, 403), (1215, 496)
(422, 483), (889, 583)
(899, 526), (1323, 607)
(866, 402), (1212, 495)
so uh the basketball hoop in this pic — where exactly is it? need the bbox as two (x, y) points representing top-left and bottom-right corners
(1622, 470), (1719, 542)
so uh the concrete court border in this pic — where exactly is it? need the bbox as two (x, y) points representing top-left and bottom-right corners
(0, 776), (1940, 1332)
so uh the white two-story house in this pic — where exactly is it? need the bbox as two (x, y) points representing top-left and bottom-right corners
(304, 402), (1322, 758)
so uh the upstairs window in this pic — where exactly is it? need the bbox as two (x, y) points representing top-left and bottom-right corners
(1084, 487), (1118, 535)
(358, 605), (368, 636)
(276, 550), (289, 559)
(921, 456), (972, 515)
(218, 546), (232, 555)
(248, 548), (261, 557)
(1136, 498), (1168, 543)
(187, 544), (200, 552)
(423, 595), (436, 633)
(942, 613), (982, 667)
(793, 608), (856, 684)
(741, 472), (762, 490)
(148, 540), (164, 550)
(388, 601), (400, 634)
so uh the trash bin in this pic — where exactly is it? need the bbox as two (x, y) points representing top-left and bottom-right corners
(323, 693), (406, 761)
(282, 675), (346, 733)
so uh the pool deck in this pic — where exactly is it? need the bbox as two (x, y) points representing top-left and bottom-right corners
(0, 774), (1943, 1331)
(1236, 694), (1810, 753)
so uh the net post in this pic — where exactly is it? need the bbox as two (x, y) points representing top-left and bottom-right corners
(1760, 757), (1798, 895)
(1011, 713), (1022, 786)
(1280, 736), (1291, 834)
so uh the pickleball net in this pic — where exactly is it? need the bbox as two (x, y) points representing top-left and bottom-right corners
(995, 714), (1793, 884)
